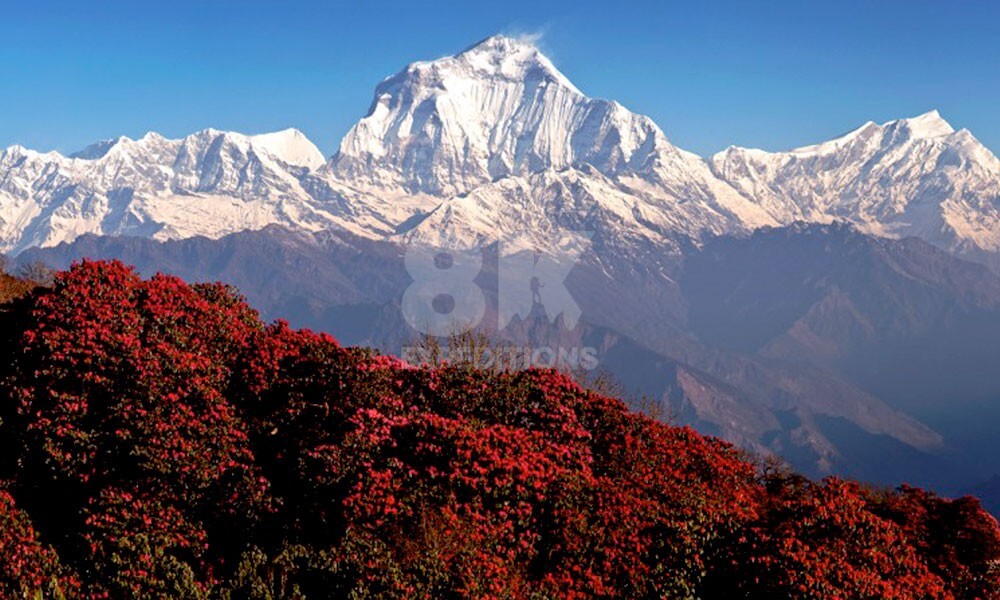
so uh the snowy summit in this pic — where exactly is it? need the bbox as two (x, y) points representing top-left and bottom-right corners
(331, 34), (673, 196)
(0, 35), (998, 268)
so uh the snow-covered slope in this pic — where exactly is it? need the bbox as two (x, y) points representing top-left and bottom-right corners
(711, 111), (1000, 262)
(0, 128), (338, 254)
(326, 34), (775, 252)
(332, 35), (673, 195)
(1, 35), (999, 269)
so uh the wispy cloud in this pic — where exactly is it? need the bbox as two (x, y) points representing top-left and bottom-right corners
(502, 25), (554, 57)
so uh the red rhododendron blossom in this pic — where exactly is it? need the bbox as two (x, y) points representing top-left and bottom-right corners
(0, 260), (996, 598)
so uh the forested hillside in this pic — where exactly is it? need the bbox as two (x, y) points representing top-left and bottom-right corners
(0, 261), (997, 598)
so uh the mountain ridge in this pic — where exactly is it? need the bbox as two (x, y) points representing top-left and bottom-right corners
(2, 34), (998, 273)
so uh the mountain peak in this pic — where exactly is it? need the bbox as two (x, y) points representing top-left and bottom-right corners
(63, 128), (324, 170)
(70, 136), (132, 160)
(894, 110), (955, 139)
(449, 34), (580, 93)
(458, 33), (536, 58)
(331, 35), (667, 195)
(461, 33), (528, 51)
(768, 111), (957, 158)
(248, 128), (326, 170)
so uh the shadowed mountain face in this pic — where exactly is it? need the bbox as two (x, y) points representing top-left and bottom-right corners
(680, 223), (1000, 424)
(18, 221), (1000, 496)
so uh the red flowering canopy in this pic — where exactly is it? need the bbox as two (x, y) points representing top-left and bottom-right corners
(0, 260), (996, 599)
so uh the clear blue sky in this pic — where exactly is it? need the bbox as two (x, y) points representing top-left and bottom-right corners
(2, 0), (998, 158)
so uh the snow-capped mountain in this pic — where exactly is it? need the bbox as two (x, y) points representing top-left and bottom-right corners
(327, 34), (773, 252)
(0, 128), (335, 254)
(326, 35), (1000, 261)
(711, 111), (1000, 264)
(1, 34), (999, 270)
(332, 35), (681, 195)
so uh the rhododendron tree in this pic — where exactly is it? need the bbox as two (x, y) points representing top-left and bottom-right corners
(0, 260), (997, 598)
(705, 476), (950, 598)
(870, 484), (1000, 599)
(83, 487), (211, 598)
(0, 488), (79, 598)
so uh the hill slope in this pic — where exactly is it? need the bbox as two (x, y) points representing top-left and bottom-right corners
(0, 261), (998, 598)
